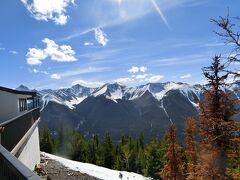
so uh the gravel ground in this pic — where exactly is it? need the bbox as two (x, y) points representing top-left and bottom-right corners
(39, 157), (99, 180)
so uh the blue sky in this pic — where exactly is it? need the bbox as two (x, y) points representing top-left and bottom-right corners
(0, 0), (239, 89)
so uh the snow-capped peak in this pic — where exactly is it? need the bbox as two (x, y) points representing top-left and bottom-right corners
(125, 82), (202, 102)
(39, 85), (95, 110)
(92, 83), (126, 101)
(35, 81), (205, 110)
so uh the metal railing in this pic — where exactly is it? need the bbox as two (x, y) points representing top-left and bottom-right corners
(0, 108), (40, 152)
(0, 144), (41, 180)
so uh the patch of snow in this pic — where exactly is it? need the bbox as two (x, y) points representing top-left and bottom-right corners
(64, 97), (87, 109)
(159, 100), (173, 124)
(109, 88), (123, 100)
(42, 152), (151, 180)
(127, 85), (149, 100)
(41, 94), (64, 111)
(93, 85), (108, 97)
(105, 96), (118, 103)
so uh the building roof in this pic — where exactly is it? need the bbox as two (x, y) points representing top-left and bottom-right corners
(0, 86), (37, 96)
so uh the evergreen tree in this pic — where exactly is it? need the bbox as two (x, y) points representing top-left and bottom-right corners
(162, 124), (183, 180)
(39, 128), (54, 153)
(157, 134), (168, 175)
(56, 125), (64, 154)
(102, 133), (114, 168)
(113, 144), (124, 170)
(144, 138), (161, 179)
(86, 136), (99, 164)
(194, 55), (237, 179)
(69, 131), (87, 162)
(212, 13), (240, 76)
(184, 118), (198, 179)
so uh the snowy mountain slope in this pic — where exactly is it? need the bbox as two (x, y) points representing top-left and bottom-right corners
(42, 152), (150, 180)
(39, 84), (95, 109)
(38, 82), (203, 109)
(39, 81), (239, 142)
(92, 83), (126, 103)
(125, 82), (202, 105)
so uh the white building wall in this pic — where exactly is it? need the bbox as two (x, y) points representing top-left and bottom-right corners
(0, 90), (30, 123)
(18, 126), (40, 170)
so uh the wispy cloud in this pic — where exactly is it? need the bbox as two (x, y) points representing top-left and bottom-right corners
(51, 73), (61, 79)
(94, 28), (109, 46)
(60, 0), (199, 41)
(147, 54), (211, 67)
(151, 0), (170, 29)
(26, 38), (77, 65)
(0, 47), (5, 51)
(180, 73), (192, 79)
(84, 42), (94, 46)
(50, 66), (111, 80)
(114, 77), (134, 84)
(114, 73), (164, 85)
(21, 0), (75, 25)
(72, 79), (104, 88)
(9, 50), (18, 54)
(128, 66), (147, 73)
(60, 28), (95, 41)
(32, 68), (49, 75)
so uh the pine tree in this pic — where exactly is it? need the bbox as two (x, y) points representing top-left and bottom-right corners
(102, 132), (114, 168)
(161, 124), (183, 180)
(39, 128), (54, 153)
(86, 136), (98, 164)
(113, 144), (124, 170)
(194, 55), (240, 179)
(184, 118), (198, 179)
(212, 13), (240, 76)
(69, 131), (87, 162)
(144, 138), (161, 179)
(56, 125), (64, 154)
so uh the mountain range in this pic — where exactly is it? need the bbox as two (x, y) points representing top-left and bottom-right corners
(17, 81), (240, 142)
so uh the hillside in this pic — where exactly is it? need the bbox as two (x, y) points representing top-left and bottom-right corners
(41, 152), (150, 180)
(19, 81), (240, 141)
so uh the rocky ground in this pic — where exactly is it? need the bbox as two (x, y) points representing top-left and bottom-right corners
(38, 156), (99, 180)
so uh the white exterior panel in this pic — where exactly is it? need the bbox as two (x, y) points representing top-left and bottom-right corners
(17, 126), (40, 170)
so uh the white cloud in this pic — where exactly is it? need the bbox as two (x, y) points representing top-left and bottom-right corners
(72, 79), (104, 88)
(51, 73), (61, 79)
(61, 0), (198, 41)
(26, 38), (77, 65)
(0, 47), (5, 51)
(33, 68), (39, 73)
(114, 77), (134, 84)
(151, 0), (170, 29)
(139, 66), (147, 72)
(84, 42), (94, 46)
(226, 73), (240, 84)
(180, 74), (192, 79)
(9, 50), (18, 54)
(114, 73), (164, 85)
(133, 73), (152, 79)
(128, 66), (139, 73)
(21, 0), (75, 25)
(33, 68), (48, 74)
(94, 28), (109, 46)
(50, 67), (110, 80)
(145, 75), (164, 82)
(128, 66), (147, 73)
(43, 38), (77, 62)
(27, 48), (47, 65)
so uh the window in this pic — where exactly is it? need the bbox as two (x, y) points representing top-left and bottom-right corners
(19, 98), (27, 112)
